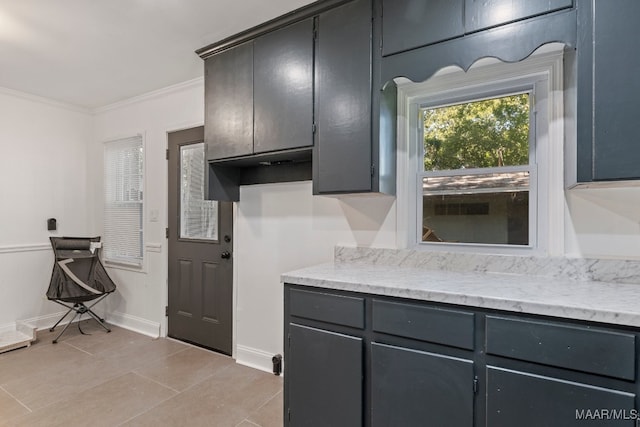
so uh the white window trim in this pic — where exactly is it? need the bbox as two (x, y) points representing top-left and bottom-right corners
(102, 132), (147, 272)
(395, 46), (565, 256)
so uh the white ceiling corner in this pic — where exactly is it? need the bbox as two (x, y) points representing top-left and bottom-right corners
(0, 0), (314, 109)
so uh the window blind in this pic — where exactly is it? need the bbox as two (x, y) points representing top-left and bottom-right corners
(103, 135), (144, 266)
(180, 143), (218, 240)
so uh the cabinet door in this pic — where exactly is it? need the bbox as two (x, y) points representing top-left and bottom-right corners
(287, 324), (363, 427)
(314, 0), (372, 194)
(487, 367), (636, 426)
(577, 0), (640, 181)
(371, 342), (474, 427)
(254, 19), (314, 154)
(465, 0), (572, 33)
(205, 42), (253, 160)
(382, 0), (464, 56)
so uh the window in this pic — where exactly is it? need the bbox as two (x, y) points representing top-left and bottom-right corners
(103, 135), (144, 267)
(397, 48), (565, 253)
(180, 143), (218, 240)
(420, 93), (534, 246)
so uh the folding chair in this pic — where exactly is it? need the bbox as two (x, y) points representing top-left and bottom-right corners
(46, 237), (117, 343)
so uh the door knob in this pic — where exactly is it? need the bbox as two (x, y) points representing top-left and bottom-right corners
(221, 251), (231, 259)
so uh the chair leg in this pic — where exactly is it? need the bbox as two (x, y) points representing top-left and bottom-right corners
(85, 308), (111, 333)
(49, 306), (75, 332)
(49, 295), (112, 342)
(85, 295), (109, 323)
(52, 310), (82, 344)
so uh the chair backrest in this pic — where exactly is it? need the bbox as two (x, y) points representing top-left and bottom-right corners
(50, 237), (101, 260)
(47, 236), (116, 302)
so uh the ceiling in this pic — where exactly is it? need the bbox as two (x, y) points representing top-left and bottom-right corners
(0, 0), (314, 109)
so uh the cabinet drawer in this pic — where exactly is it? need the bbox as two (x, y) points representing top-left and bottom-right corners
(289, 288), (365, 329)
(372, 300), (474, 350)
(486, 316), (636, 380)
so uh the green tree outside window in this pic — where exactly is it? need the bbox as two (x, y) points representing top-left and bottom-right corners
(423, 94), (530, 171)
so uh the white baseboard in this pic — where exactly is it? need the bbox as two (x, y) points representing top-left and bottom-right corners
(236, 344), (279, 374)
(20, 311), (88, 331)
(107, 311), (160, 338)
(5, 310), (159, 339)
(0, 321), (37, 334)
(0, 322), (17, 334)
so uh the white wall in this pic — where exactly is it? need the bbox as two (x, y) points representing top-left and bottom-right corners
(0, 88), (92, 328)
(88, 79), (397, 366)
(235, 182), (395, 369)
(565, 188), (640, 259)
(3, 70), (639, 370)
(89, 79), (206, 337)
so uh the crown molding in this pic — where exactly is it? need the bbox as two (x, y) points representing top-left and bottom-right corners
(0, 86), (91, 114)
(93, 77), (204, 115)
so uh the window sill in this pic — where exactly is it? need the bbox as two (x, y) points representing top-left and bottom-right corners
(415, 241), (542, 257)
(104, 260), (145, 273)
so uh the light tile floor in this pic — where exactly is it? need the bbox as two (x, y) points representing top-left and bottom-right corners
(0, 321), (282, 427)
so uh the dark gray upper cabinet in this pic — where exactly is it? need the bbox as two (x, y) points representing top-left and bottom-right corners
(253, 19), (314, 155)
(204, 20), (314, 163)
(314, 0), (372, 194)
(465, 0), (573, 33)
(382, 0), (464, 56)
(314, 0), (397, 195)
(576, 0), (640, 182)
(381, 7), (576, 84)
(381, 0), (573, 59)
(380, 0), (576, 84)
(204, 42), (254, 161)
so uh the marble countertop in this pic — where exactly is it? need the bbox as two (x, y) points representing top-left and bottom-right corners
(282, 262), (640, 328)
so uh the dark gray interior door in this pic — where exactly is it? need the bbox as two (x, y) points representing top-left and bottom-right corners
(168, 127), (233, 355)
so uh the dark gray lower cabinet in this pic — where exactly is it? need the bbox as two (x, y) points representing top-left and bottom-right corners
(487, 367), (636, 427)
(288, 324), (363, 427)
(284, 285), (639, 426)
(371, 343), (474, 427)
